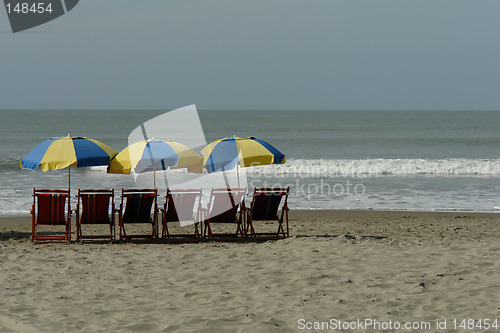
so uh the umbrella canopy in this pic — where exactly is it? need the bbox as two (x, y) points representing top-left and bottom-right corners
(107, 139), (203, 175)
(201, 136), (285, 173)
(21, 135), (118, 172)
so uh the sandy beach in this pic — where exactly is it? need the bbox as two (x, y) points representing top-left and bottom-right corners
(1, 210), (499, 332)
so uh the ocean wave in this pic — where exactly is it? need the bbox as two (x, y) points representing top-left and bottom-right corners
(246, 158), (500, 176)
(89, 165), (108, 172)
(0, 157), (22, 170)
(0, 210), (31, 215)
(72, 158), (500, 176)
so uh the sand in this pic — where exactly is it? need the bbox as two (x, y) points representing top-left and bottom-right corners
(0, 210), (499, 332)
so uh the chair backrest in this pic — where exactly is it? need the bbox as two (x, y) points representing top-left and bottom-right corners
(164, 189), (202, 223)
(78, 189), (114, 224)
(207, 187), (246, 223)
(122, 189), (157, 223)
(34, 189), (69, 225)
(250, 187), (289, 221)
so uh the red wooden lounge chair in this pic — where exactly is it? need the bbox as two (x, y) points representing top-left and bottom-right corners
(161, 188), (203, 242)
(245, 187), (289, 240)
(203, 187), (246, 242)
(75, 189), (115, 243)
(117, 189), (158, 242)
(31, 188), (71, 244)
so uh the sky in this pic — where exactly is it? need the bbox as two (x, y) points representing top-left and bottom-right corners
(1, 0), (499, 110)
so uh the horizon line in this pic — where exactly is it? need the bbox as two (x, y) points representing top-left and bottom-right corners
(1, 108), (500, 112)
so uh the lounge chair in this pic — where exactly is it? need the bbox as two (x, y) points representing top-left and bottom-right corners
(203, 187), (246, 241)
(117, 189), (158, 242)
(31, 188), (71, 244)
(75, 189), (115, 243)
(161, 188), (203, 242)
(245, 187), (289, 240)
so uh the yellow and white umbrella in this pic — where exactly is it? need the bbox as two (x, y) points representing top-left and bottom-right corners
(107, 139), (203, 177)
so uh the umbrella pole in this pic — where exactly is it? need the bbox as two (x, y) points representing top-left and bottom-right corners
(68, 166), (71, 237)
(236, 163), (240, 188)
(235, 135), (240, 188)
(68, 165), (71, 195)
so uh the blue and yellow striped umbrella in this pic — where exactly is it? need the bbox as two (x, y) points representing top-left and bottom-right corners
(201, 137), (285, 173)
(21, 135), (118, 172)
(107, 139), (203, 175)
(20, 135), (118, 195)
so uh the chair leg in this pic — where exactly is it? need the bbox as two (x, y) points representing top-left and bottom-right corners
(66, 221), (70, 244)
(236, 222), (244, 240)
(120, 222), (126, 241)
(194, 222), (201, 241)
(206, 221), (214, 241)
(277, 219), (285, 239)
(77, 222), (82, 243)
(285, 210), (289, 237)
(163, 221), (170, 239)
(249, 221), (256, 239)
(31, 212), (35, 243)
(33, 223), (38, 244)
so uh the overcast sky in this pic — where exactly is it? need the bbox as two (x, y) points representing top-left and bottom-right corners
(1, 0), (499, 110)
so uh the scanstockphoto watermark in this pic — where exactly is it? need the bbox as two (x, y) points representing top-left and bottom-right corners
(298, 318), (432, 331)
(251, 179), (366, 200)
(248, 160), (383, 180)
(298, 318), (500, 331)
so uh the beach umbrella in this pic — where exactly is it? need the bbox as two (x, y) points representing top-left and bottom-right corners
(107, 139), (203, 187)
(201, 136), (285, 185)
(20, 135), (118, 192)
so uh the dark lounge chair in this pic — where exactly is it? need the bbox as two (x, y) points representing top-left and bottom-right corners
(162, 188), (203, 242)
(117, 189), (158, 242)
(245, 187), (289, 240)
(203, 187), (246, 242)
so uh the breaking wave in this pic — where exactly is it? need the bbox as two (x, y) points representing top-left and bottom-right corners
(247, 158), (500, 176)
(83, 158), (500, 177)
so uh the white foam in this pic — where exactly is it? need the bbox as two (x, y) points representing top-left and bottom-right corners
(89, 165), (108, 172)
(0, 210), (31, 216)
(246, 158), (500, 177)
(89, 158), (500, 176)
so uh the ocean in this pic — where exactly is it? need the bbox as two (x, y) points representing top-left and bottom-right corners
(1, 109), (499, 215)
